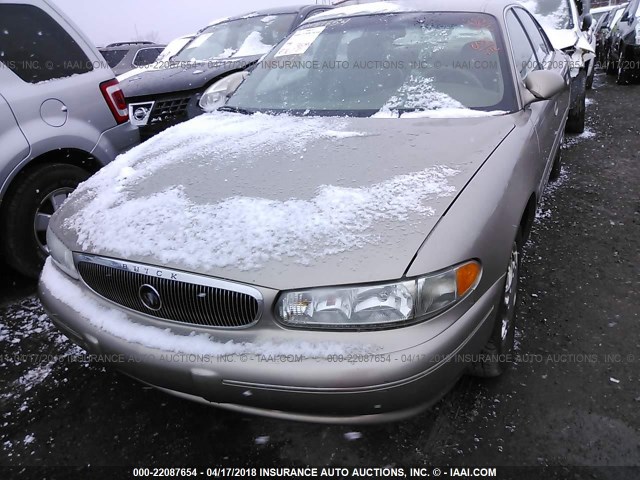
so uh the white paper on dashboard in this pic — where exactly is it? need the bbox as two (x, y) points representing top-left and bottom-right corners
(274, 26), (326, 57)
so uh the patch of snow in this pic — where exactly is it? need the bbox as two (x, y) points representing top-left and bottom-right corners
(344, 431), (362, 441)
(67, 164), (457, 271)
(254, 436), (270, 445)
(23, 434), (35, 445)
(610, 377), (620, 384)
(234, 31), (272, 58)
(66, 112), (457, 271)
(41, 259), (375, 358)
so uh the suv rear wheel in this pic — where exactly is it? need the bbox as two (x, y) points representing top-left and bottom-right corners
(1, 163), (90, 278)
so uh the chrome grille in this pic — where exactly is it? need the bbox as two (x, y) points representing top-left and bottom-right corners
(75, 256), (261, 328)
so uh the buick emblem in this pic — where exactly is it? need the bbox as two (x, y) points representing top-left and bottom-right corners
(139, 284), (162, 311)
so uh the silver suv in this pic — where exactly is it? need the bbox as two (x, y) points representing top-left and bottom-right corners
(0, 0), (139, 278)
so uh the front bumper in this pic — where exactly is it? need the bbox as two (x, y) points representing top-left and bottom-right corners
(38, 259), (502, 424)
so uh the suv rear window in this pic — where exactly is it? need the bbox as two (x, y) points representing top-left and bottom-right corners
(0, 4), (93, 83)
(100, 49), (128, 68)
(132, 47), (163, 67)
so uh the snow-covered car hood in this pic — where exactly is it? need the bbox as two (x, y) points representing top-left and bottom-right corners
(50, 112), (515, 291)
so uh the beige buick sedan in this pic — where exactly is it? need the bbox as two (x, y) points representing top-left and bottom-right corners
(40, 0), (569, 423)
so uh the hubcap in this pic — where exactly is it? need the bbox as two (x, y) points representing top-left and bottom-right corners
(33, 187), (74, 252)
(500, 242), (519, 343)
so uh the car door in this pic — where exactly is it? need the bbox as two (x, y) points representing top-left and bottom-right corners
(513, 7), (569, 176)
(612, 0), (639, 60)
(505, 8), (554, 189)
(0, 83), (31, 204)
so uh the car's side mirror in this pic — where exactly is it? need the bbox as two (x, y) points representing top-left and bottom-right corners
(523, 70), (567, 106)
(582, 13), (593, 31)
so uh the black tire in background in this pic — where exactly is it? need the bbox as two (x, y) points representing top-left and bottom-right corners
(468, 230), (523, 378)
(0, 163), (90, 279)
(566, 70), (587, 134)
(586, 60), (595, 90)
(616, 50), (631, 85)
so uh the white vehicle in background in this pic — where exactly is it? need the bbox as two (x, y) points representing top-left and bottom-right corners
(520, 0), (595, 132)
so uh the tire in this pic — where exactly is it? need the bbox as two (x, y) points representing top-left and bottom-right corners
(566, 70), (586, 134)
(586, 60), (595, 90)
(616, 50), (630, 86)
(606, 52), (617, 75)
(549, 143), (563, 182)
(468, 231), (522, 378)
(0, 163), (90, 278)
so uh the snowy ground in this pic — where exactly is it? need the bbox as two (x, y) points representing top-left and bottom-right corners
(0, 73), (638, 476)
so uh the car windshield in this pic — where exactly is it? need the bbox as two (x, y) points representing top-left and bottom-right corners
(172, 14), (296, 61)
(100, 49), (128, 68)
(519, 0), (574, 30)
(226, 12), (515, 116)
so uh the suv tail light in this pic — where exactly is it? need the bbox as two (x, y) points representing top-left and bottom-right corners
(100, 79), (129, 124)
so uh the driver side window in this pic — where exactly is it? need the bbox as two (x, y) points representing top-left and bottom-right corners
(506, 9), (540, 80)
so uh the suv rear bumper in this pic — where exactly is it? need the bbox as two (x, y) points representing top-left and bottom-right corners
(91, 122), (139, 165)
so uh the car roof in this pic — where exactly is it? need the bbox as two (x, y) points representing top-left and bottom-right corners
(100, 43), (165, 51)
(220, 4), (326, 21)
(309, 0), (522, 23)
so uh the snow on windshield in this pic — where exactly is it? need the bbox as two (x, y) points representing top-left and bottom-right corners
(519, 0), (573, 30)
(175, 14), (293, 61)
(234, 31), (272, 57)
(383, 75), (466, 111)
(63, 112), (459, 272)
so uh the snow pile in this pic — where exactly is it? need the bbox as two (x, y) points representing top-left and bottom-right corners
(374, 75), (505, 118)
(384, 75), (466, 112)
(66, 161), (458, 271)
(234, 31), (273, 58)
(41, 259), (374, 358)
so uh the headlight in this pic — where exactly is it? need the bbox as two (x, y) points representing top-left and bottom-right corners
(46, 228), (79, 279)
(199, 72), (248, 113)
(277, 261), (481, 329)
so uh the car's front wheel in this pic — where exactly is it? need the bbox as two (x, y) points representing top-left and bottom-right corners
(0, 163), (90, 278)
(469, 232), (521, 378)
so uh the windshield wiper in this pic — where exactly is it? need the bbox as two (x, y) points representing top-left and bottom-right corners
(218, 106), (253, 115)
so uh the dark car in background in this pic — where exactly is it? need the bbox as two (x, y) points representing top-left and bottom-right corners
(99, 42), (166, 76)
(608, 0), (640, 84)
(596, 5), (626, 65)
(120, 5), (333, 140)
